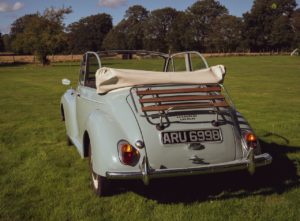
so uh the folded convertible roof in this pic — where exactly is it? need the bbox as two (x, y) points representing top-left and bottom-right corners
(95, 65), (226, 94)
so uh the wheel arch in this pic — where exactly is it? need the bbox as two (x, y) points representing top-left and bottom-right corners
(85, 110), (129, 176)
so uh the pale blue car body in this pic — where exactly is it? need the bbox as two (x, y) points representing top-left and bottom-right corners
(60, 51), (272, 186)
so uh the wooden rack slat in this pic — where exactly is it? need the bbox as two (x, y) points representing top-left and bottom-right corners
(136, 86), (221, 96)
(139, 94), (225, 103)
(142, 101), (229, 112)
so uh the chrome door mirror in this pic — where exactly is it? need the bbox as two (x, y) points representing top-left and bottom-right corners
(62, 78), (71, 86)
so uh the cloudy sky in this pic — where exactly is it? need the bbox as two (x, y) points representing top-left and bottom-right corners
(0, 0), (299, 34)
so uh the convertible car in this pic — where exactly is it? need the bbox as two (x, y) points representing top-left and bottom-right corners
(61, 51), (272, 196)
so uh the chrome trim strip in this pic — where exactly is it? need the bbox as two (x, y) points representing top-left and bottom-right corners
(106, 153), (272, 181)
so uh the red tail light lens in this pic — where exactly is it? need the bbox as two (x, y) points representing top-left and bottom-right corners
(243, 131), (258, 149)
(118, 141), (140, 166)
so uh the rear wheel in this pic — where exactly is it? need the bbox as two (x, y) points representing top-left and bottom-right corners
(88, 143), (110, 196)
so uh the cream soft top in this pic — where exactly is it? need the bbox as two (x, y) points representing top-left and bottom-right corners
(95, 65), (226, 94)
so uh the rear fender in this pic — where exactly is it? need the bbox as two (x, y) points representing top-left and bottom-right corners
(86, 110), (145, 177)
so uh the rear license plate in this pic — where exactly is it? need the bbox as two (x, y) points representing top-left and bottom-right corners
(161, 129), (222, 144)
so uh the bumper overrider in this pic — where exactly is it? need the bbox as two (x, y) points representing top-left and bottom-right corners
(106, 153), (272, 185)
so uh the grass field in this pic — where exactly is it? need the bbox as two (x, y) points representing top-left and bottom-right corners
(0, 56), (299, 221)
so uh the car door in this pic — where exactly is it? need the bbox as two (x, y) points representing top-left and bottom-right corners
(76, 52), (101, 142)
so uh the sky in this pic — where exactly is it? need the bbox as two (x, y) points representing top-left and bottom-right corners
(0, 0), (300, 34)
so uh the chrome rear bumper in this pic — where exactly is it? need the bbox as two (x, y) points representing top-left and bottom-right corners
(106, 153), (272, 184)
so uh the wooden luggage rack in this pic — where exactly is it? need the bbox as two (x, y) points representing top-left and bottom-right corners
(130, 84), (234, 130)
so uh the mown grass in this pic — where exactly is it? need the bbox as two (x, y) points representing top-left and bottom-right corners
(0, 56), (299, 221)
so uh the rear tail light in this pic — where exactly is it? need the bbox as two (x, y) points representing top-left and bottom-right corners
(118, 140), (140, 166)
(243, 131), (258, 149)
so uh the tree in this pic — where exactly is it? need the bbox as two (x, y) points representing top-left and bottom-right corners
(143, 7), (179, 52)
(102, 20), (128, 50)
(11, 7), (72, 65)
(243, 0), (297, 51)
(67, 13), (112, 53)
(0, 33), (4, 52)
(2, 34), (11, 52)
(10, 14), (40, 54)
(292, 8), (300, 48)
(186, 0), (228, 52)
(209, 15), (244, 52)
(102, 5), (148, 50)
(270, 15), (295, 50)
(123, 5), (149, 50)
(168, 12), (195, 51)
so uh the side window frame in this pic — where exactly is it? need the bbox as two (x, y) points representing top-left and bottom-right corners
(165, 51), (209, 72)
(83, 52), (101, 88)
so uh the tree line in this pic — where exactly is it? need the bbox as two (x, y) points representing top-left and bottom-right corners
(0, 0), (299, 65)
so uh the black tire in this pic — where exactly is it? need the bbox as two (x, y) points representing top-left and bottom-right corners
(67, 135), (73, 146)
(88, 143), (110, 196)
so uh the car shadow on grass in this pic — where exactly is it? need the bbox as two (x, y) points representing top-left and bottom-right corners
(111, 139), (300, 204)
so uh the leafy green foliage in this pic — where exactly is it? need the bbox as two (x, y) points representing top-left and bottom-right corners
(186, 0), (229, 52)
(243, 0), (297, 51)
(102, 21), (128, 50)
(0, 33), (4, 52)
(270, 16), (295, 50)
(67, 13), (113, 53)
(10, 7), (72, 65)
(292, 9), (300, 47)
(124, 5), (149, 50)
(209, 15), (244, 52)
(102, 0), (300, 52)
(167, 12), (192, 51)
(143, 7), (179, 52)
(1, 34), (11, 52)
(103, 5), (148, 50)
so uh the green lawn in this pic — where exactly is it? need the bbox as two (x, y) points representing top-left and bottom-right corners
(0, 56), (299, 221)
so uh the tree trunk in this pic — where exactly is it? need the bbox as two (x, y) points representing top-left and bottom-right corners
(41, 55), (49, 66)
